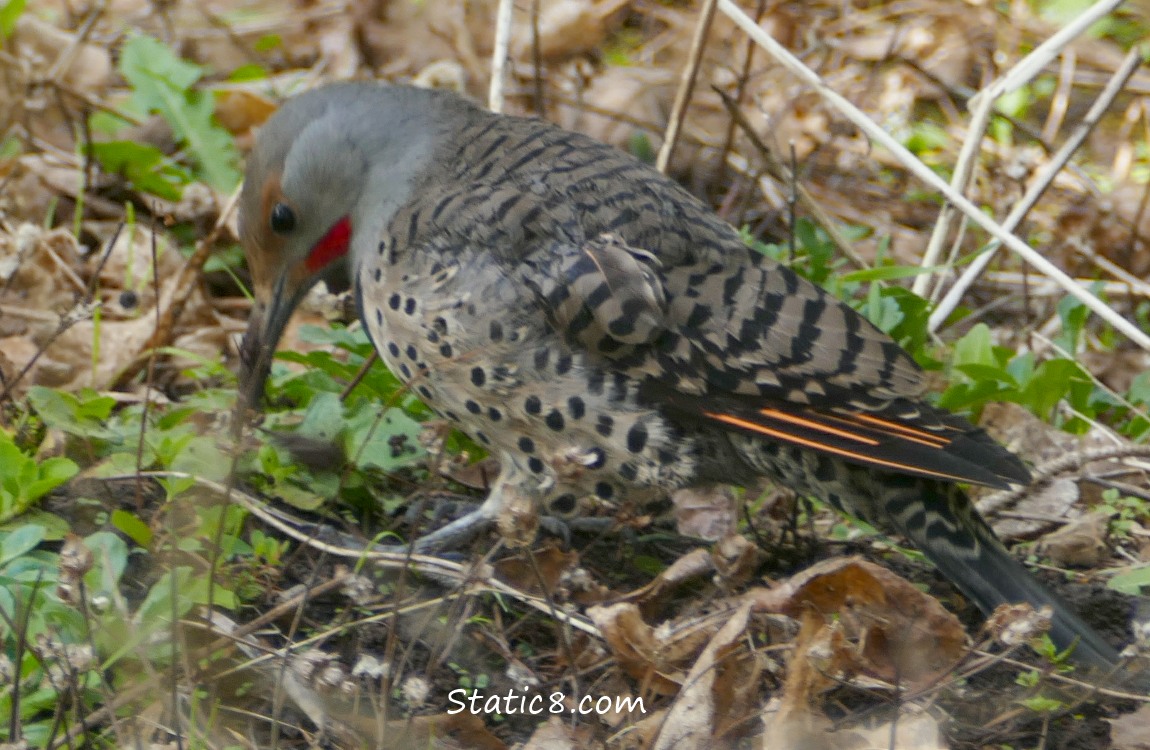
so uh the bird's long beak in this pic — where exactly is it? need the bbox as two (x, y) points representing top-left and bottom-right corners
(238, 267), (307, 414)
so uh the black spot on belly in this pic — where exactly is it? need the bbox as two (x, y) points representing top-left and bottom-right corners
(626, 423), (648, 453)
(551, 494), (577, 513)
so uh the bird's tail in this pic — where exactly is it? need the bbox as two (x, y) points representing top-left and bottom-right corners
(857, 469), (1123, 673)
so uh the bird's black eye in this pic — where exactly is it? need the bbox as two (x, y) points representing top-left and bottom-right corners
(269, 202), (296, 234)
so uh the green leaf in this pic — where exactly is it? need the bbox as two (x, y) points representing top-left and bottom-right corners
(155, 87), (241, 190)
(0, 430), (79, 523)
(133, 567), (192, 626)
(168, 435), (231, 482)
(0, 524), (45, 568)
(838, 264), (943, 283)
(22, 456), (80, 502)
(0, 509), (69, 539)
(1128, 371), (1150, 405)
(120, 34), (203, 97)
(253, 33), (282, 52)
(0, 0), (25, 42)
(84, 531), (129, 594)
(91, 141), (191, 201)
(345, 407), (425, 472)
(118, 34), (241, 191)
(1054, 294), (1090, 353)
(1107, 565), (1150, 595)
(111, 509), (154, 547)
(1015, 358), (1089, 420)
(27, 386), (118, 440)
(951, 323), (997, 369)
(297, 391), (346, 445)
(228, 63), (268, 82)
(954, 363), (1015, 386)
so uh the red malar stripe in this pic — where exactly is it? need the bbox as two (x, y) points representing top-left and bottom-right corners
(306, 216), (352, 272)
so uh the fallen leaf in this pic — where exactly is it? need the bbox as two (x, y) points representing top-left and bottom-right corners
(673, 484), (738, 541)
(1109, 701), (1150, 750)
(1036, 510), (1113, 568)
(652, 601), (752, 750)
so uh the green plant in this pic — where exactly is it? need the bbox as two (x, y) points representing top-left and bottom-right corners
(0, 429), (78, 523)
(91, 34), (241, 200)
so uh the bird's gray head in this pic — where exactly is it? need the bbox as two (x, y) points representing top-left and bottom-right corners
(237, 82), (467, 411)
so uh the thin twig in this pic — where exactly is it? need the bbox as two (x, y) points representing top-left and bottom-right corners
(975, 270), (1150, 299)
(656, 0), (719, 174)
(913, 56), (997, 296)
(530, 0), (544, 116)
(1069, 237), (1150, 296)
(1042, 47), (1076, 144)
(44, 0), (106, 84)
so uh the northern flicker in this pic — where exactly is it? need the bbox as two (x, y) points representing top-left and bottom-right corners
(238, 82), (1129, 675)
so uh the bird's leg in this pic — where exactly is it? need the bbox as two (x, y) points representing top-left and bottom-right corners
(408, 506), (495, 554)
(407, 458), (545, 553)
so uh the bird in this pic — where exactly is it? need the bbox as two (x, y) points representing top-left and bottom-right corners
(237, 81), (1130, 677)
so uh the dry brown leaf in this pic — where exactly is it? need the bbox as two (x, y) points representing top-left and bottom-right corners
(214, 89), (279, 138)
(652, 602), (752, 750)
(552, 66), (676, 149)
(1109, 701), (1150, 750)
(613, 547), (713, 604)
(440, 454), (501, 489)
(711, 533), (763, 588)
(520, 716), (579, 750)
(0, 224), (84, 325)
(762, 700), (948, 750)
(8, 15), (111, 121)
(511, 0), (630, 62)
(983, 603), (1053, 649)
(493, 544), (580, 594)
(1035, 510), (1113, 568)
(673, 484), (738, 541)
(586, 602), (684, 694)
(753, 557), (968, 687)
(412, 59), (468, 92)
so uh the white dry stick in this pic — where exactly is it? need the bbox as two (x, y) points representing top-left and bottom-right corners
(929, 46), (1143, 332)
(913, 88), (996, 297)
(489, 0), (515, 113)
(717, 0), (1150, 353)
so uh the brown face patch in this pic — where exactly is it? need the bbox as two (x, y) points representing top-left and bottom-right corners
(241, 172), (289, 302)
